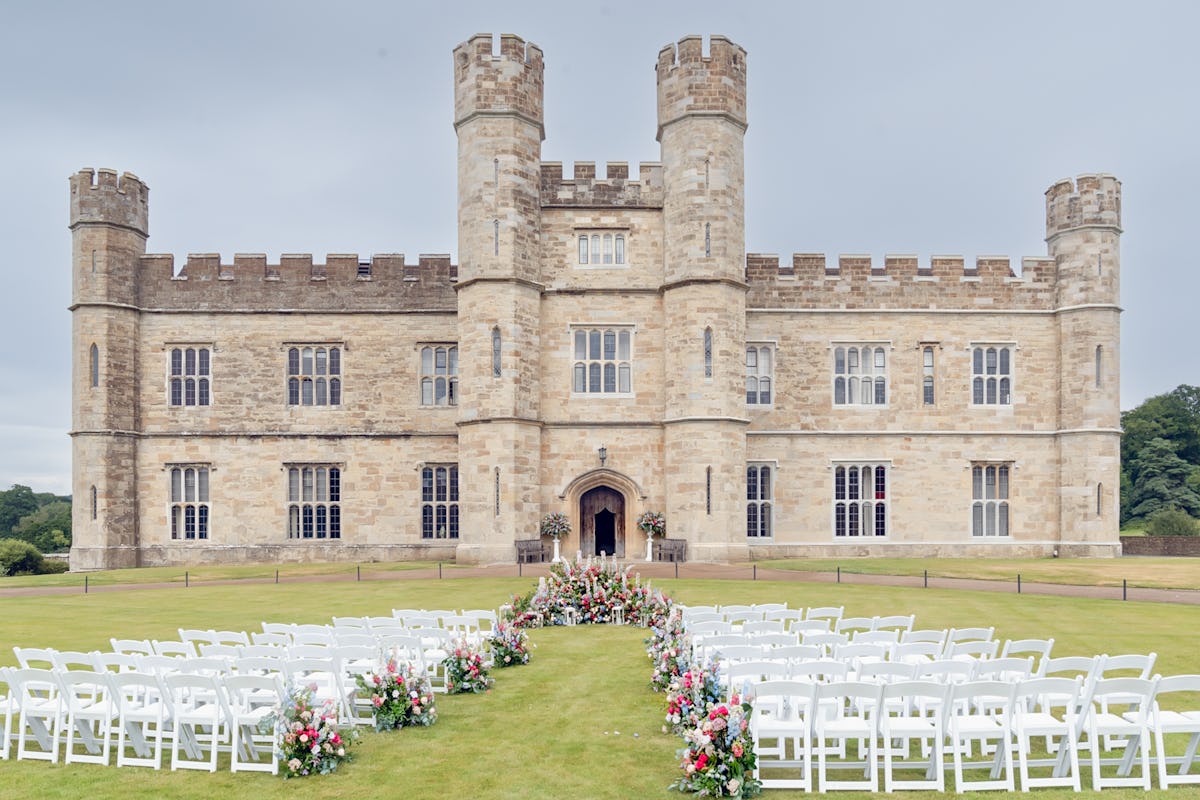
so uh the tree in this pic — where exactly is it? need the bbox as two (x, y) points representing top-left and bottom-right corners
(1121, 385), (1200, 523)
(12, 501), (72, 552)
(1125, 437), (1200, 520)
(0, 484), (39, 536)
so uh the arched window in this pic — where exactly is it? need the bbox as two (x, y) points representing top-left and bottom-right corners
(833, 344), (887, 406)
(922, 346), (935, 405)
(89, 343), (99, 388)
(578, 235), (589, 265)
(169, 346), (212, 407)
(614, 234), (625, 265)
(572, 328), (632, 394)
(286, 465), (341, 539)
(491, 327), (502, 377)
(746, 345), (773, 405)
(703, 327), (713, 378)
(971, 464), (1011, 536)
(971, 345), (1013, 406)
(287, 346), (342, 406)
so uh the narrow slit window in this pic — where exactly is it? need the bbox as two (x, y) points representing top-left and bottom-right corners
(493, 220), (499, 256)
(703, 327), (713, 378)
(704, 223), (711, 257)
(492, 327), (502, 377)
(1095, 345), (1103, 388)
(89, 343), (99, 388)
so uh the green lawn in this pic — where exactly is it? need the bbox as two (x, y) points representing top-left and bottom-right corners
(1, 575), (1197, 798)
(758, 556), (1200, 591)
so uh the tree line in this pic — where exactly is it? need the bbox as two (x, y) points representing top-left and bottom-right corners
(1121, 384), (1200, 534)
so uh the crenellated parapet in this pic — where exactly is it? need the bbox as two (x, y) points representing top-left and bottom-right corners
(135, 253), (458, 312)
(540, 161), (663, 207)
(656, 35), (747, 139)
(745, 253), (1059, 310)
(69, 168), (149, 235)
(1045, 173), (1121, 239)
(453, 33), (544, 137)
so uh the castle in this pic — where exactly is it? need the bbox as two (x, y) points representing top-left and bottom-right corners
(69, 34), (1122, 569)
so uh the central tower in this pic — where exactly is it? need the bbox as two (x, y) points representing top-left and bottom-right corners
(657, 36), (750, 561)
(452, 34), (545, 562)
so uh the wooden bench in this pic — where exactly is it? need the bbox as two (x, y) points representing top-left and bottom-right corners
(515, 539), (547, 564)
(654, 538), (687, 562)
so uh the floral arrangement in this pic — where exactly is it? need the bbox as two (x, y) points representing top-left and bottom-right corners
(488, 622), (532, 667)
(262, 684), (358, 778)
(669, 698), (762, 798)
(354, 657), (437, 732)
(539, 511), (571, 539)
(511, 557), (673, 628)
(646, 607), (691, 692)
(637, 509), (666, 538)
(664, 660), (722, 736)
(443, 640), (494, 694)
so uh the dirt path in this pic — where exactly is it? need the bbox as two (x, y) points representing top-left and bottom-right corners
(2, 562), (1198, 605)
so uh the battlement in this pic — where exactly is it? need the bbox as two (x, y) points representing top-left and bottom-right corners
(1045, 173), (1121, 238)
(745, 253), (1059, 311)
(132, 253), (459, 312)
(540, 161), (664, 207)
(453, 33), (544, 132)
(69, 168), (149, 235)
(656, 35), (748, 139)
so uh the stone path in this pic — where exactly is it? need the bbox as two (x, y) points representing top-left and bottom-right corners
(2, 562), (1198, 605)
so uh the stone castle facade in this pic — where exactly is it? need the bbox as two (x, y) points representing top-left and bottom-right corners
(69, 34), (1122, 569)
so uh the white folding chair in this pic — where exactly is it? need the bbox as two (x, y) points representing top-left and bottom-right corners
(753, 603), (788, 614)
(152, 640), (198, 659)
(748, 679), (816, 790)
(852, 629), (899, 648)
(1000, 637), (1054, 671)
(287, 657), (353, 719)
(224, 674), (282, 773)
(893, 641), (942, 666)
(52, 650), (102, 673)
(806, 606), (844, 624)
(1085, 676), (1155, 790)
(96, 652), (141, 674)
(746, 633), (795, 650)
(111, 671), (172, 769)
(945, 639), (1000, 662)
(199, 644), (241, 660)
(250, 631), (290, 647)
(814, 680), (881, 791)
(210, 630), (251, 648)
(11, 667), (63, 762)
(835, 616), (875, 635)
(742, 620), (785, 635)
(59, 670), (117, 765)
(873, 614), (916, 633)
(178, 629), (216, 647)
(165, 672), (229, 772)
(802, 631), (849, 657)
(789, 619), (831, 635)
(901, 629), (947, 646)
(292, 631), (335, 647)
(332, 616), (368, 629)
(1150, 673), (1200, 787)
(789, 658), (849, 685)
(260, 622), (294, 636)
(1011, 676), (1084, 791)
(463, 609), (499, 637)
(764, 609), (804, 625)
(0, 667), (15, 761)
(12, 647), (56, 670)
(879, 680), (948, 792)
(725, 660), (790, 702)
(946, 680), (1016, 792)
(110, 638), (155, 657)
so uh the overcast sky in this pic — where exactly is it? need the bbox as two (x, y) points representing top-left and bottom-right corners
(2, 1), (1195, 495)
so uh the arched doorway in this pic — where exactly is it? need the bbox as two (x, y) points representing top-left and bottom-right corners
(581, 486), (625, 557)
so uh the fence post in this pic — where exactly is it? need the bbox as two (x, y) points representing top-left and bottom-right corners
(674, 561), (679, 579)
(837, 566), (841, 584)
(923, 569), (927, 589)
(357, 565), (361, 582)
(1017, 573), (1021, 594)
(185, 571), (189, 588)
(84, 574), (88, 594)
(275, 569), (279, 584)
(753, 564), (757, 581)
(1123, 578), (1127, 601)
(438, 562), (443, 580)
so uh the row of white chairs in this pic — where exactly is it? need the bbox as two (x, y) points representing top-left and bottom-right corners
(681, 604), (850, 626)
(695, 630), (1050, 667)
(746, 673), (1200, 792)
(1, 666), (284, 772)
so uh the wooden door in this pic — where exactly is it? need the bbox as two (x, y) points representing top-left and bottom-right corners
(580, 486), (625, 557)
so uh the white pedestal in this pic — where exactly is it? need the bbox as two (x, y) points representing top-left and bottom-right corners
(552, 537), (562, 563)
(645, 536), (654, 562)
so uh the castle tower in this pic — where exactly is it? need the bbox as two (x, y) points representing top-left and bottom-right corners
(656, 36), (750, 561)
(1046, 174), (1122, 554)
(69, 168), (148, 569)
(452, 34), (545, 562)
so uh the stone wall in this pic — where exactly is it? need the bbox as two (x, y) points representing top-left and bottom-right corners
(1119, 536), (1200, 557)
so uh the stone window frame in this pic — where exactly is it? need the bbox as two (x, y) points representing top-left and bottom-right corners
(419, 343), (458, 407)
(833, 461), (889, 538)
(746, 462), (774, 539)
(421, 464), (460, 540)
(286, 343), (343, 407)
(168, 463), (210, 541)
(570, 326), (634, 396)
(969, 343), (1015, 406)
(167, 344), (213, 408)
(575, 229), (628, 269)
(746, 343), (774, 406)
(286, 463), (342, 540)
(971, 462), (1011, 537)
(832, 343), (890, 407)
(921, 343), (938, 406)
